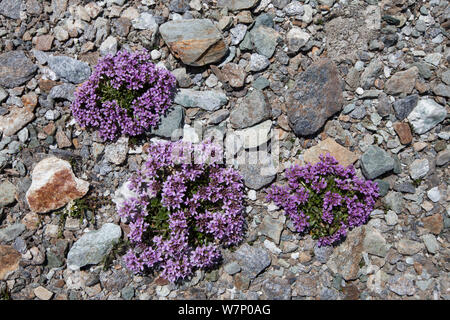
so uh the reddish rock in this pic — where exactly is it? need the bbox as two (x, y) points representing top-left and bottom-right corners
(21, 92), (38, 109)
(421, 214), (443, 235)
(303, 137), (358, 167)
(385, 67), (418, 95)
(33, 35), (54, 51)
(0, 245), (21, 280)
(221, 63), (246, 88)
(26, 157), (89, 213)
(393, 122), (413, 145)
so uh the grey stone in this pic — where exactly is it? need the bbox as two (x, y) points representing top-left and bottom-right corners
(230, 90), (270, 129)
(233, 243), (271, 279)
(436, 150), (450, 167)
(67, 223), (122, 270)
(249, 53), (270, 72)
(262, 278), (291, 300)
(295, 274), (318, 296)
(0, 223), (25, 243)
(432, 83), (450, 98)
(224, 261), (241, 275)
(314, 244), (333, 263)
(252, 77), (270, 90)
(169, 0), (189, 13)
(104, 137), (128, 165)
(396, 239), (424, 256)
(132, 12), (158, 32)
(239, 158), (276, 190)
(121, 286), (135, 300)
(375, 179), (390, 197)
(286, 27), (310, 54)
(0, 51), (37, 88)
(383, 192), (404, 214)
(363, 226), (389, 257)
(427, 187), (441, 203)
(393, 95), (418, 120)
(409, 158), (429, 180)
(394, 181), (415, 194)
(421, 234), (439, 254)
(408, 99), (447, 134)
(47, 55), (91, 84)
(284, 1), (304, 16)
(286, 59), (343, 137)
(260, 215), (285, 244)
(360, 59), (383, 89)
(150, 105), (184, 139)
(250, 26), (280, 58)
(174, 89), (228, 112)
(0, 180), (16, 207)
(0, 0), (22, 19)
(99, 36), (118, 56)
(217, 0), (259, 11)
(388, 274), (415, 296)
(360, 146), (395, 180)
(230, 24), (247, 45)
(49, 83), (77, 102)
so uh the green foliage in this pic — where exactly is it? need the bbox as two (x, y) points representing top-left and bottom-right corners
(0, 285), (10, 300)
(101, 238), (129, 271)
(97, 81), (146, 117)
(300, 178), (355, 240)
(144, 166), (218, 248)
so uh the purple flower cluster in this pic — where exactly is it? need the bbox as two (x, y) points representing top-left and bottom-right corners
(71, 49), (176, 141)
(266, 154), (379, 246)
(118, 140), (245, 282)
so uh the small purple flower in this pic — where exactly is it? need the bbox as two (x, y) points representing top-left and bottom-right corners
(71, 49), (176, 141)
(266, 153), (379, 246)
(118, 140), (245, 282)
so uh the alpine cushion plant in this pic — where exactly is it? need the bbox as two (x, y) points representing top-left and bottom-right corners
(71, 49), (176, 141)
(266, 154), (379, 246)
(117, 140), (245, 282)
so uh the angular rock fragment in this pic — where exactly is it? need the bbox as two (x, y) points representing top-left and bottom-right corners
(159, 19), (228, 66)
(0, 50), (37, 88)
(286, 59), (343, 137)
(26, 157), (89, 213)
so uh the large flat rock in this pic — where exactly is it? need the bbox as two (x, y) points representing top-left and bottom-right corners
(286, 59), (343, 137)
(159, 19), (228, 66)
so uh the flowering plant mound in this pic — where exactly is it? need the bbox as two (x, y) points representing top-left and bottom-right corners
(266, 154), (379, 246)
(71, 49), (176, 141)
(117, 140), (245, 282)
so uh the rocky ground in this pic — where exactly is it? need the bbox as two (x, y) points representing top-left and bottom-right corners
(0, 0), (449, 301)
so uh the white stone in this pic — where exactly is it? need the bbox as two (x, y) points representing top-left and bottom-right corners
(99, 36), (118, 56)
(264, 239), (282, 254)
(248, 190), (257, 201)
(427, 187), (441, 202)
(385, 210), (398, 226)
(407, 99), (447, 134)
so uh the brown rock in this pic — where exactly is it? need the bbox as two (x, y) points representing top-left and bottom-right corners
(21, 212), (41, 230)
(55, 128), (72, 148)
(384, 67), (418, 95)
(221, 63), (246, 88)
(159, 19), (228, 67)
(303, 137), (358, 167)
(43, 122), (56, 136)
(39, 79), (60, 93)
(393, 122), (412, 145)
(421, 214), (443, 235)
(33, 35), (54, 51)
(21, 92), (38, 109)
(342, 285), (360, 300)
(26, 157), (89, 213)
(0, 245), (21, 280)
